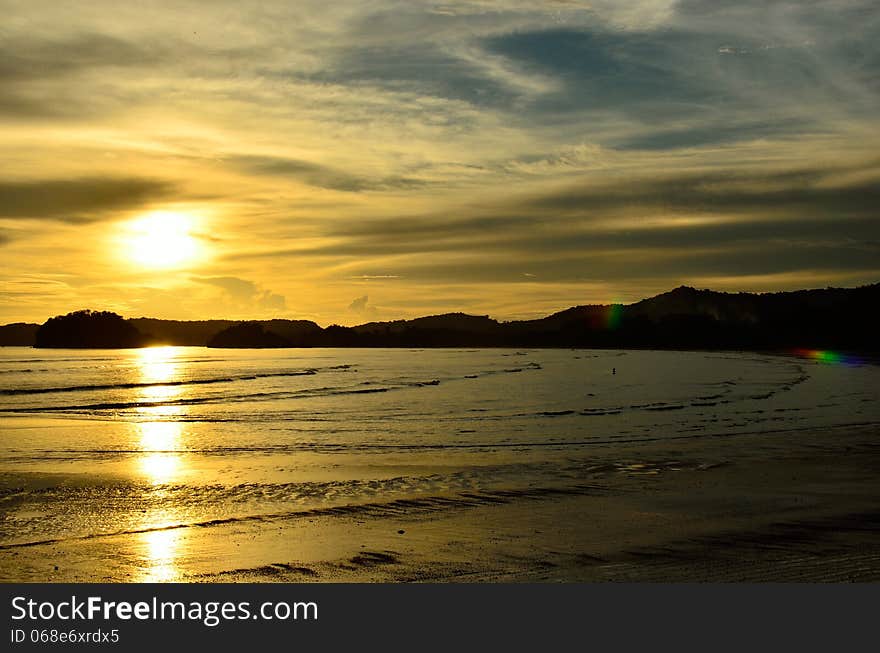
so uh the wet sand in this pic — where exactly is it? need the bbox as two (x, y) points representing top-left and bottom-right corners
(3, 422), (878, 583)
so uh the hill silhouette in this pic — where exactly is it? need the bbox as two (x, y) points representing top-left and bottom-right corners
(34, 310), (148, 348)
(4, 282), (879, 351)
(0, 322), (39, 346)
(128, 318), (239, 346)
(206, 322), (294, 348)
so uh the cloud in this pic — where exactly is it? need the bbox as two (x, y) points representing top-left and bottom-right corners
(0, 32), (187, 119)
(191, 276), (287, 313)
(277, 157), (880, 248)
(192, 276), (259, 299)
(482, 27), (720, 118)
(522, 163), (880, 219)
(612, 119), (815, 151)
(502, 143), (614, 174)
(232, 155), (425, 192)
(306, 41), (522, 108)
(348, 294), (378, 317)
(0, 177), (176, 222)
(348, 295), (368, 311)
(258, 291), (287, 312)
(226, 157), (880, 288)
(0, 33), (169, 82)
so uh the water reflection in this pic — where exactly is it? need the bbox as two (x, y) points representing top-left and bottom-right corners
(139, 516), (184, 582)
(139, 421), (184, 485)
(140, 456), (183, 486)
(132, 347), (189, 581)
(138, 346), (180, 384)
(134, 347), (188, 484)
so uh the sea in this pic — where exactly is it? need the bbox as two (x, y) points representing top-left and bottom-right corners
(1, 346), (878, 577)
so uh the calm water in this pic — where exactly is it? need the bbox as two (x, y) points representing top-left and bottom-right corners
(1, 346), (878, 576)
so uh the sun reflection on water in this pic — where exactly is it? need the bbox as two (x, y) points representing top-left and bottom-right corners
(139, 449), (183, 485)
(137, 346), (180, 384)
(132, 347), (189, 581)
(140, 521), (184, 583)
(134, 347), (188, 484)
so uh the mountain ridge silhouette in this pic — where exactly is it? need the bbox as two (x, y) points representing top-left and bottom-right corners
(3, 282), (878, 351)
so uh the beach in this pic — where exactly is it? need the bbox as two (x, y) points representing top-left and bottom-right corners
(1, 347), (878, 582)
(3, 424), (878, 583)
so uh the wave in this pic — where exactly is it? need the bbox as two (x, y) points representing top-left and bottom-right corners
(16, 421), (879, 458)
(0, 360), (541, 401)
(0, 357), (119, 364)
(2, 366), (547, 414)
(0, 482), (610, 550)
(0, 369), (326, 396)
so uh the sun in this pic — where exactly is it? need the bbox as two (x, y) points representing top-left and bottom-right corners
(125, 211), (201, 269)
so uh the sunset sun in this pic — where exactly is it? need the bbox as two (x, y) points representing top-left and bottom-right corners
(125, 211), (201, 269)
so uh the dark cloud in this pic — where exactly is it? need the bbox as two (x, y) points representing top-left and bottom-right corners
(294, 159), (880, 248)
(233, 155), (425, 192)
(330, 213), (535, 241)
(612, 118), (819, 151)
(520, 217), (880, 256)
(230, 158), (880, 286)
(342, 241), (879, 286)
(0, 94), (68, 119)
(524, 165), (880, 219)
(0, 177), (177, 222)
(261, 212), (880, 275)
(192, 276), (259, 298)
(475, 7), (879, 145)
(0, 31), (272, 120)
(0, 86), (124, 121)
(0, 33), (168, 82)
(483, 28), (723, 118)
(675, 0), (875, 24)
(307, 43), (516, 107)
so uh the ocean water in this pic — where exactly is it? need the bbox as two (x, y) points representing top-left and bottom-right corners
(1, 346), (879, 572)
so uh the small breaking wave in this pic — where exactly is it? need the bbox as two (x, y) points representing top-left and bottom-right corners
(0, 369), (325, 396)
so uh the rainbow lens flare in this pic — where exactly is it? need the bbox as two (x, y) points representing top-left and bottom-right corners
(606, 304), (623, 329)
(792, 349), (861, 365)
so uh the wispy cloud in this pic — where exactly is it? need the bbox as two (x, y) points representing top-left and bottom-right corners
(0, 177), (176, 222)
(232, 155), (425, 192)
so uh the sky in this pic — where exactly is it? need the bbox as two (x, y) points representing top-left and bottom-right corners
(1, 0), (878, 325)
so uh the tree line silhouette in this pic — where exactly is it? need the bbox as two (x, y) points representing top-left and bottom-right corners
(7, 283), (878, 352)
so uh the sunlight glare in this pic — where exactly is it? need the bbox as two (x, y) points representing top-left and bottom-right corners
(140, 522), (183, 582)
(125, 211), (201, 269)
(137, 346), (180, 383)
(134, 346), (188, 484)
(139, 450), (183, 485)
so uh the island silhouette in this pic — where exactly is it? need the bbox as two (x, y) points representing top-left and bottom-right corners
(3, 283), (878, 352)
(33, 309), (148, 349)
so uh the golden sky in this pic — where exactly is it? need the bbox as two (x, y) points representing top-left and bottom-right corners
(2, 1), (878, 325)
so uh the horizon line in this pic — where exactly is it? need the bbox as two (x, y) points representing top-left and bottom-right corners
(5, 280), (879, 330)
